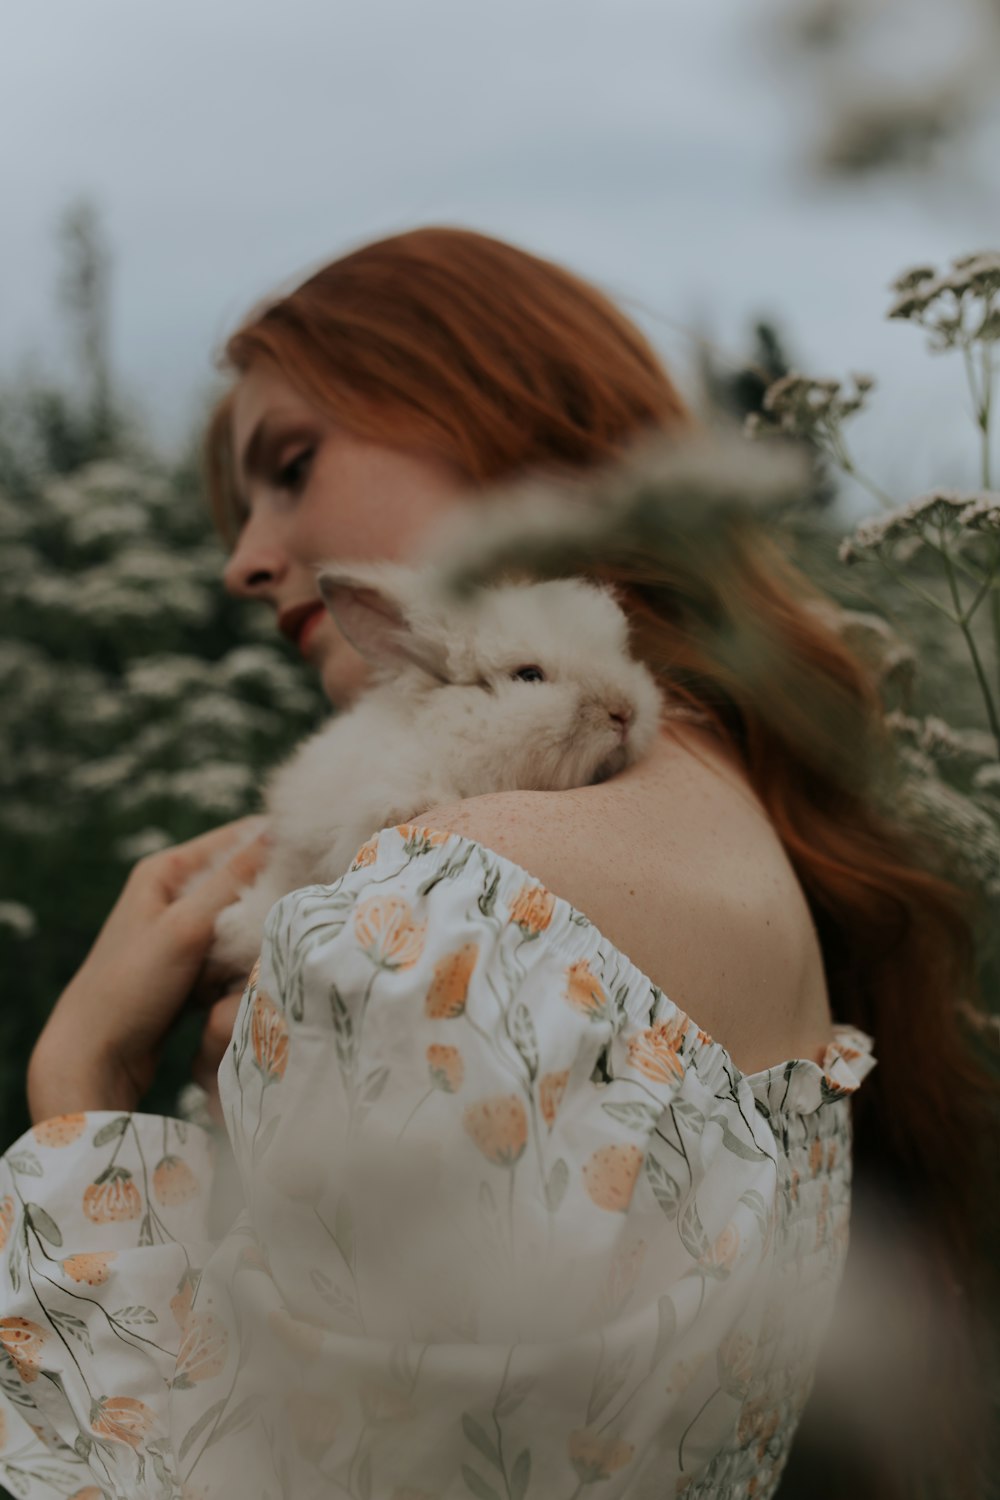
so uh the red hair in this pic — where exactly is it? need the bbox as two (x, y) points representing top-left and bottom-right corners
(205, 226), (996, 1497)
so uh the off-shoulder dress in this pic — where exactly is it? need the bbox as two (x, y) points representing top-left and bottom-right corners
(0, 823), (874, 1500)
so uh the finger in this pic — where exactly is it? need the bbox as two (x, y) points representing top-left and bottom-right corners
(149, 817), (271, 903)
(162, 835), (274, 951)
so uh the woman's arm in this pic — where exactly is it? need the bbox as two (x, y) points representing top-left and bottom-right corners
(26, 816), (272, 1123)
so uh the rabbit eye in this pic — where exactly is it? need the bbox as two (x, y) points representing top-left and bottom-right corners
(511, 665), (546, 683)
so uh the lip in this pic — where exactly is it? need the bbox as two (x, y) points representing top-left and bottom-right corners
(297, 607), (326, 656)
(278, 600), (325, 650)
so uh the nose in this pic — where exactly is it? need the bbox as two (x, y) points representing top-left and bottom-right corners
(221, 515), (290, 600)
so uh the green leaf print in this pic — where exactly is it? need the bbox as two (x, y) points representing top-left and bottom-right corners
(92, 1116), (129, 1147)
(494, 1374), (535, 1420)
(510, 1003), (539, 1078)
(644, 1152), (681, 1219)
(652, 1293), (678, 1370)
(359, 1065), (390, 1109)
(335, 1195), (354, 1266)
(6, 1151), (42, 1177)
(709, 1113), (771, 1162)
(329, 983), (357, 1076)
(678, 1196), (711, 1261)
(739, 1188), (771, 1242)
(49, 1310), (92, 1355)
(462, 1411), (502, 1469)
(25, 1204), (62, 1247)
(178, 1397), (228, 1462)
(461, 1464), (504, 1500)
(212, 1394), (262, 1443)
(511, 1447), (532, 1500)
(478, 869), (501, 917)
(545, 1158), (569, 1212)
(112, 1305), (158, 1325)
(602, 1100), (662, 1131)
(672, 1100), (706, 1130)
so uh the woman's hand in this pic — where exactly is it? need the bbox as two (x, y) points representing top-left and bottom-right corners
(27, 817), (273, 1125)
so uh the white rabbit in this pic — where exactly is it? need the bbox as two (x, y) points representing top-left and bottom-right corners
(198, 560), (665, 982)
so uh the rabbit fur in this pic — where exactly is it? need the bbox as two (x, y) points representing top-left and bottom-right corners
(199, 559), (665, 982)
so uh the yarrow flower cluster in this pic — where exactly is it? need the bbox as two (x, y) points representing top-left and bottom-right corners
(744, 371), (875, 444)
(837, 490), (1000, 564)
(887, 252), (1000, 351)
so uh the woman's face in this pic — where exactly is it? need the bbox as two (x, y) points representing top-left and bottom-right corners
(223, 361), (473, 707)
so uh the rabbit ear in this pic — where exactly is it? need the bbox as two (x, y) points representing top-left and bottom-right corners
(316, 567), (451, 682)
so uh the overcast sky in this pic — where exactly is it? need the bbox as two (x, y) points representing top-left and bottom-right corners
(4, 0), (1000, 502)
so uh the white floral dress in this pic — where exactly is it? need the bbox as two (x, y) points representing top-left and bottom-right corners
(0, 825), (875, 1500)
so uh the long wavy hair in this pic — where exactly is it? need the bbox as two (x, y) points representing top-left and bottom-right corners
(204, 225), (997, 1498)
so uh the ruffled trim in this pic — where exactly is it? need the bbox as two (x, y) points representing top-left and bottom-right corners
(344, 823), (876, 1120)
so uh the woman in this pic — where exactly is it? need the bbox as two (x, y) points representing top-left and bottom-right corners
(4, 228), (990, 1499)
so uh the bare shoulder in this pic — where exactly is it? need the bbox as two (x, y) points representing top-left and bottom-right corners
(419, 727), (834, 1074)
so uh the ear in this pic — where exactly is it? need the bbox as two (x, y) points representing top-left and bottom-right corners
(315, 565), (451, 682)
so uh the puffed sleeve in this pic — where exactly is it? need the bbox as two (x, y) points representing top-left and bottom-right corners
(0, 1109), (218, 1500)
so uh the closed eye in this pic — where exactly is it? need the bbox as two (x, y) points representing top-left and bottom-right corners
(275, 448), (314, 493)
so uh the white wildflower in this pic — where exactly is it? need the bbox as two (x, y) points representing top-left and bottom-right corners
(0, 902), (37, 939)
(127, 655), (212, 702)
(114, 827), (174, 863)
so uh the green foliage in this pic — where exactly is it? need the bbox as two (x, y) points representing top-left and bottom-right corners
(0, 399), (326, 1148)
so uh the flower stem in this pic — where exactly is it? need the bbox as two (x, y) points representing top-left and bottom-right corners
(938, 527), (1000, 755)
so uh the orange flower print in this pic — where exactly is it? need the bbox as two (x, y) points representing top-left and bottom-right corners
(350, 833), (381, 869)
(463, 1095), (528, 1167)
(170, 1268), (200, 1334)
(83, 1168), (141, 1224)
(246, 956), (261, 991)
(172, 1311), (229, 1388)
(68, 1488), (105, 1500)
(539, 1069), (570, 1128)
(32, 1113), (86, 1148)
(568, 1427), (634, 1481)
(354, 894), (427, 971)
(427, 1044), (464, 1093)
(90, 1394), (157, 1449)
(394, 824), (451, 853)
(582, 1144), (644, 1212)
(284, 1388), (340, 1461)
(827, 1139), (838, 1172)
(508, 882), (556, 936)
(0, 1195), (15, 1252)
(626, 1014), (688, 1084)
(563, 959), (607, 1021)
(251, 989), (289, 1081)
(424, 941), (479, 1019)
(809, 1138), (824, 1176)
(62, 1251), (117, 1287)
(0, 1317), (47, 1384)
(702, 1222), (740, 1276)
(267, 1307), (325, 1364)
(152, 1154), (200, 1206)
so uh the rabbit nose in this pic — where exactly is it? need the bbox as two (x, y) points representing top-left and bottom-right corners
(610, 707), (633, 738)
